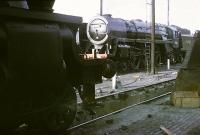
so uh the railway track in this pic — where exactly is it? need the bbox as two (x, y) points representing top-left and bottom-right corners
(66, 79), (175, 134)
(11, 76), (176, 135)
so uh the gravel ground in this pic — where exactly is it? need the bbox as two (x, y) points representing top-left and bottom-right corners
(95, 69), (177, 97)
(70, 97), (200, 135)
(76, 69), (177, 103)
(76, 65), (180, 103)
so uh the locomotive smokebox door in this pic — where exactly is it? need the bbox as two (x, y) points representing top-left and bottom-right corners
(171, 33), (200, 108)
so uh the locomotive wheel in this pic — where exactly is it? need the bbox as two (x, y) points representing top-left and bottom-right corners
(155, 53), (162, 65)
(102, 59), (117, 78)
(176, 52), (184, 63)
(135, 57), (142, 69)
(129, 58), (139, 70)
(28, 84), (77, 134)
(121, 62), (128, 72)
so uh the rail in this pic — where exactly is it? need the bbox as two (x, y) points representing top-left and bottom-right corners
(67, 79), (175, 133)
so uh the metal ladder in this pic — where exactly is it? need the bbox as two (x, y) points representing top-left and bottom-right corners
(144, 43), (151, 72)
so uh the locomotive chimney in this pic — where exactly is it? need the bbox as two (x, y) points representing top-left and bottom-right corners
(8, 0), (28, 9)
(26, 0), (55, 12)
(0, 0), (28, 9)
(103, 14), (112, 18)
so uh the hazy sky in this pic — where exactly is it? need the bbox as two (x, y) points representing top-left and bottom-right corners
(53, 0), (199, 33)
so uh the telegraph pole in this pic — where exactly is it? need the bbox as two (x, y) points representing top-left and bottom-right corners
(167, 0), (171, 70)
(167, 0), (170, 25)
(100, 0), (103, 15)
(151, 0), (155, 74)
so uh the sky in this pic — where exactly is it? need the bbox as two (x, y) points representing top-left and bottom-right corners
(53, 0), (199, 34)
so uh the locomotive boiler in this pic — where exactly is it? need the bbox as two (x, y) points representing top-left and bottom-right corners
(0, 0), (115, 133)
(86, 15), (183, 72)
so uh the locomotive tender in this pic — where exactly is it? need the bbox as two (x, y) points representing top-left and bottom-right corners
(86, 14), (184, 72)
(0, 0), (115, 133)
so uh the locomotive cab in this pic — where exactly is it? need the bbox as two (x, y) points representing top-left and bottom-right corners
(165, 26), (183, 63)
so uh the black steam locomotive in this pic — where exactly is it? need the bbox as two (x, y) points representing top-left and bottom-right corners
(85, 14), (185, 72)
(0, 0), (115, 133)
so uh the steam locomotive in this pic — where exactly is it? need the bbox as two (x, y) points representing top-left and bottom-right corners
(85, 14), (187, 72)
(0, 0), (115, 133)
